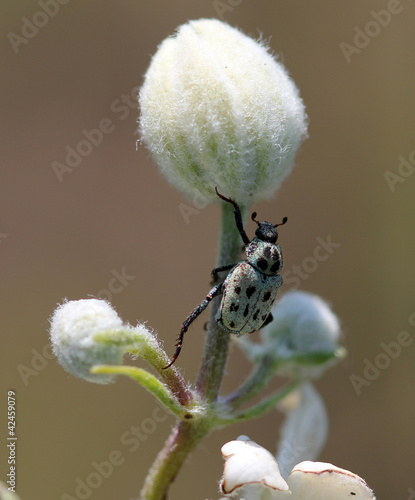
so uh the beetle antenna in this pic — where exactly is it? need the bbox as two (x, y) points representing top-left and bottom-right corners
(251, 212), (259, 224)
(274, 217), (288, 228)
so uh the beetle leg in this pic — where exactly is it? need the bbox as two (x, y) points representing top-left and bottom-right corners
(163, 282), (223, 369)
(211, 263), (236, 284)
(215, 187), (250, 246)
(261, 312), (273, 327)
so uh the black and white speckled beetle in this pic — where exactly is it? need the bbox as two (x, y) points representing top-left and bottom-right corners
(164, 187), (287, 368)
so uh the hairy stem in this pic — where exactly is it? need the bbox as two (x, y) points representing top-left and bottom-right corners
(139, 418), (212, 500)
(139, 201), (247, 500)
(195, 201), (247, 402)
(222, 354), (277, 409)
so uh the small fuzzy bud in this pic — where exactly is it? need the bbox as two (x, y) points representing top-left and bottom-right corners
(261, 291), (341, 377)
(50, 299), (128, 384)
(139, 18), (307, 204)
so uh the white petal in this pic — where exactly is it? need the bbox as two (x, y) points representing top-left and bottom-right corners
(276, 383), (328, 477)
(220, 436), (291, 499)
(287, 461), (376, 499)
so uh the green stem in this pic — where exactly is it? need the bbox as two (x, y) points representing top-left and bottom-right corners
(136, 334), (195, 406)
(94, 328), (193, 406)
(195, 201), (247, 402)
(91, 365), (195, 419)
(139, 418), (212, 500)
(213, 380), (298, 425)
(223, 354), (277, 409)
(227, 380), (299, 423)
(140, 201), (247, 500)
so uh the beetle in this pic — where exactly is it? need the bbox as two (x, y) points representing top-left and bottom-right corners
(164, 187), (287, 369)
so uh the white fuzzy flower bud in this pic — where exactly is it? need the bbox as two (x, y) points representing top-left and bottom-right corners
(50, 299), (127, 384)
(262, 291), (340, 354)
(287, 461), (376, 499)
(220, 436), (290, 499)
(276, 383), (329, 478)
(260, 291), (342, 377)
(139, 18), (307, 204)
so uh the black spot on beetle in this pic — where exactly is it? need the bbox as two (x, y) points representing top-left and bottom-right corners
(234, 286), (242, 294)
(270, 260), (280, 273)
(263, 291), (271, 302)
(230, 302), (239, 312)
(253, 309), (259, 321)
(243, 304), (249, 317)
(257, 258), (268, 271)
(230, 321), (236, 328)
(246, 285), (256, 298)
(263, 246), (272, 259)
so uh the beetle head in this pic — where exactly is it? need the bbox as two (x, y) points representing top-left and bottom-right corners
(251, 212), (287, 243)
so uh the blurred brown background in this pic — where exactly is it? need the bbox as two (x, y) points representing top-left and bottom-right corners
(1, 1), (415, 499)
